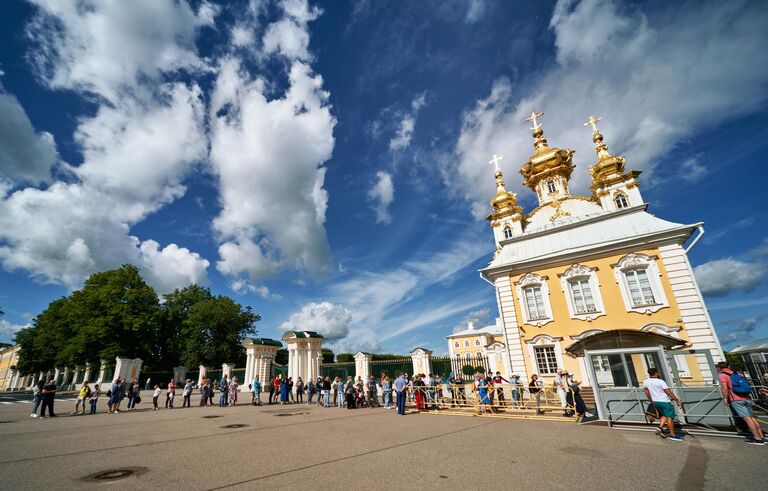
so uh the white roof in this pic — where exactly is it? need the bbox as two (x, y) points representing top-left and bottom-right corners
(447, 324), (502, 339)
(730, 338), (768, 354)
(484, 205), (698, 274)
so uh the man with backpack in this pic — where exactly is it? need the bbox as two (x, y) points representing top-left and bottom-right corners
(718, 362), (765, 445)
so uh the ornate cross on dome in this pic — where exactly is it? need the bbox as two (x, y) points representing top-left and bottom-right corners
(524, 111), (544, 129)
(489, 154), (503, 173)
(584, 115), (602, 133)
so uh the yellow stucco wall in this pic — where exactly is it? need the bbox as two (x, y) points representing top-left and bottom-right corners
(509, 247), (704, 386)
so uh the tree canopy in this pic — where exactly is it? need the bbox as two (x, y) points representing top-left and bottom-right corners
(15, 265), (260, 373)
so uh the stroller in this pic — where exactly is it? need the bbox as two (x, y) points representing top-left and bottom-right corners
(355, 389), (368, 408)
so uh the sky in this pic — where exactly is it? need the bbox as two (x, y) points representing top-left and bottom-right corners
(1, 0), (768, 355)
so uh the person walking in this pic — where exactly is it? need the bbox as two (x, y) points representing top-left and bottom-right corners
(30, 379), (44, 418)
(219, 375), (229, 407)
(72, 382), (91, 415)
(382, 376), (392, 409)
(183, 379), (193, 408)
(555, 370), (568, 416)
(166, 379), (176, 409)
(394, 373), (408, 415)
(643, 368), (684, 442)
(89, 384), (101, 414)
(529, 374), (544, 415)
(718, 362), (765, 445)
(152, 385), (161, 411)
(40, 378), (57, 418)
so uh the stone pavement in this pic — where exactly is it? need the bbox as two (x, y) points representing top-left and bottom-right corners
(0, 393), (764, 490)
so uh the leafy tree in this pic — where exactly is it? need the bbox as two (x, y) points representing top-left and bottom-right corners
(275, 348), (288, 365)
(462, 365), (476, 377)
(157, 285), (214, 370)
(178, 296), (260, 368)
(371, 353), (407, 360)
(321, 348), (334, 364)
(335, 353), (354, 363)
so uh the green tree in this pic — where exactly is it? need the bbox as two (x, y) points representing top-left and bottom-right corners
(321, 348), (335, 363)
(178, 296), (260, 368)
(275, 348), (288, 365)
(335, 352), (354, 363)
(158, 285), (214, 370)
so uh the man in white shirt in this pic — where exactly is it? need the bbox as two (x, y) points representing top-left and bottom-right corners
(643, 368), (683, 442)
(554, 370), (568, 416)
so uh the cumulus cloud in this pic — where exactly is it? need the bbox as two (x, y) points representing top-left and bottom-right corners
(679, 154), (708, 183)
(0, 319), (28, 344)
(453, 307), (491, 333)
(210, 4), (336, 285)
(262, 0), (321, 60)
(0, 0), (212, 292)
(368, 171), (395, 224)
(0, 86), (58, 184)
(389, 92), (426, 151)
(454, 0), (768, 217)
(466, 0), (487, 23)
(693, 258), (768, 297)
(719, 314), (768, 346)
(279, 301), (352, 340)
(230, 279), (282, 300)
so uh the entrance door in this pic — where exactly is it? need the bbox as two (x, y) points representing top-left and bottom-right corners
(591, 355), (613, 386)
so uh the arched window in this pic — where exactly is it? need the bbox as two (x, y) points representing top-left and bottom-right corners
(474, 339), (481, 346)
(464, 340), (470, 348)
(503, 226), (513, 239)
(614, 192), (629, 209)
(613, 253), (669, 314)
(547, 180), (556, 194)
(454, 342), (459, 348)
(515, 272), (553, 326)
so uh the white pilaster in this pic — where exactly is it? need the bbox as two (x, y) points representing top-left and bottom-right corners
(494, 276), (529, 381)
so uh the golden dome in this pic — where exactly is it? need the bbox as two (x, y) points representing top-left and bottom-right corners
(519, 121), (575, 192)
(584, 116), (640, 192)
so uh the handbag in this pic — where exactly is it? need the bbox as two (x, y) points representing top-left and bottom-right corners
(134, 395), (142, 404)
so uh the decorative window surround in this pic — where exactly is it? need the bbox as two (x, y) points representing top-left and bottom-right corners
(559, 264), (606, 321)
(525, 334), (565, 376)
(612, 253), (669, 314)
(515, 273), (554, 327)
(570, 328), (605, 342)
(614, 191), (629, 209)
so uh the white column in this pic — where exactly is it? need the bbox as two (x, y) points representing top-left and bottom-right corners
(355, 352), (371, 382)
(83, 365), (92, 384)
(53, 367), (61, 385)
(198, 365), (208, 387)
(410, 348), (433, 376)
(222, 363), (233, 379)
(494, 276), (529, 381)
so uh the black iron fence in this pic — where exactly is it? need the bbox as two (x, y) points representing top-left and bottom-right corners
(370, 358), (412, 378)
(322, 362), (354, 380)
(450, 353), (489, 378)
(431, 356), (453, 380)
(270, 363), (287, 379)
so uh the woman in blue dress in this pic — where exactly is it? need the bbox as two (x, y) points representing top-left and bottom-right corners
(279, 377), (289, 405)
(476, 373), (490, 414)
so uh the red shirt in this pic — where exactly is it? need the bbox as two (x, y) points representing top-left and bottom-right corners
(718, 369), (749, 401)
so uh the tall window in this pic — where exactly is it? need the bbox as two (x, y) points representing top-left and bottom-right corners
(534, 346), (558, 374)
(503, 226), (513, 239)
(569, 278), (596, 314)
(523, 286), (547, 320)
(464, 340), (470, 348)
(474, 339), (481, 346)
(547, 180), (556, 194)
(454, 342), (459, 348)
(624, 269), (656, 306)
(614, 192), (629, 209)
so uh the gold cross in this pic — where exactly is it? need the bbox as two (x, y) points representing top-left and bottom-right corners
(524, 111), (544, 129)
(489, 154), (503, 173)
(584, 115), (602, 132)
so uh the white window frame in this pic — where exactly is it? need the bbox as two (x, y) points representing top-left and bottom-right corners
(613, 253), (669, 314)
(526, 334), (564, 376)
(503, 226), (513, 239)
(515, 273), (553, 326)
(454, 342), (459, 348)
(614, 191), (629, 209)
(474, 339), (481, 346)
(559, 264), (605, 321)
(464, 340), (470, 348)
(546, 180), (556, 194)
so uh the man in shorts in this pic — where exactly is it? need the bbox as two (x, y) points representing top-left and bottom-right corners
(643, 368), (684, 442)
(718, 362), (765, 445)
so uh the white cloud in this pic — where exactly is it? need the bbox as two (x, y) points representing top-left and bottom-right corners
(389, 92), (427, 151)
(466, 0), (487, 23)
(0, 87), (58, 184)
(368, 171), (395, 224)
(279, 301), (352, 340)
(453, 307), (491, 333)
(694, 258), (768, 297)
(719, 315), (768, 345)
(0, 319), (28, 343)
(137, 240), (210, 293)
(230, 279), (282, 300)
(262, 0), (321, 60)
(210, 35), (335, 283)
(27, 0), (214, 103)
(231, 25), (255, 47)
(454, 0), (768, 218)
(680, 154), (708, 183)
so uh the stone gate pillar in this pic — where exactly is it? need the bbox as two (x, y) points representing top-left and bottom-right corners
(242, 338), (281, 393)
(115, 357), (143, 383)
(173, 366), (187, 384)
(354, 352), (372, 382)
(198, 365), (208, 387)
(281, 331), (325, 390)
(222, 363), (234, 379)
(410, 348), (433, 376)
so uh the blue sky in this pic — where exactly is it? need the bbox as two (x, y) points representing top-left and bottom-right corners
(1, 0), (768, 355)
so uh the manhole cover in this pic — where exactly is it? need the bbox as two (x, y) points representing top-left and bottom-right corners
(202, 415), (223, 419)
(274, 412), (309, 417)
(81, 467), (148, 483)
(222, 423), (249, 429)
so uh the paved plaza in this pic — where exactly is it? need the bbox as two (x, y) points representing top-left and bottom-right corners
(0, 393), (764, 490)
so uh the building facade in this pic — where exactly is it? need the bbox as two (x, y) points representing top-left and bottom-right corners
(476, 114), (724, 389)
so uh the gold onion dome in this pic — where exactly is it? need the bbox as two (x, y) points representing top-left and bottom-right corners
(584, 115), (639, 191)
(518, 112), (575, 191)
(487, 154), (522, 219)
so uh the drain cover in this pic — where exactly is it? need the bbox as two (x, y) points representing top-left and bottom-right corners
(202, 415), (223, 419)
(81, 467), (148, 483)
(274, 412), (309, 417)
(222, 423), (249, 429)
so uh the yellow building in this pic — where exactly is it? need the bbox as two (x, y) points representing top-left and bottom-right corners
(0, 344), (21, 390)
(477, 113), (724, 398)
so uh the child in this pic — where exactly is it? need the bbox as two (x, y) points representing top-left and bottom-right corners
(89, 384), (101, 414)
(152, 385), (161, 411)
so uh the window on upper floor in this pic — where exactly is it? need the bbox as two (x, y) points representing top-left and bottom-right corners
(612, 253), (669, 314)
(546, 180), (556, 194)
(523, 286), (547, 320)
(614, 192), (629, 209)
(503, 226), (513, 239)
(454, 342), (459, 348)
(516, 273), (553, 326)
(464, 340), (470, 348)
(624, 269), (656, 307)
(475, 339), (481, 346)
(569, 278), (597, 314)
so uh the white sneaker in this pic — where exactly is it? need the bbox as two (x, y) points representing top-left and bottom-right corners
(30, 414), (38, 418)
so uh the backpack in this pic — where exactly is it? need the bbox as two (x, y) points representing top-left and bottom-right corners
(729, 372), (752, 396)
(84, 386), (92, 398)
